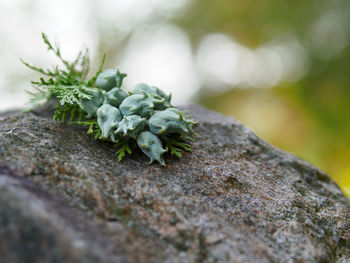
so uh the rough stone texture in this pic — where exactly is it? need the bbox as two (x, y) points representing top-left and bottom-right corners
(0, 105), (349, 263)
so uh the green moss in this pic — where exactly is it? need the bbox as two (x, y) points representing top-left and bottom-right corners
(106, 205), (133, 222)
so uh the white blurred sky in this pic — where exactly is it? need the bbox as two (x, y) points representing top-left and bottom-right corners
(1, 0), (344, 111)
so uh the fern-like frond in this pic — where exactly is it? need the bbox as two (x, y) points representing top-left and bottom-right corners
(26, 86), (50, 105)
(162, 137), (192, 158)
(115, 140), (133, 161)
(41, 32), (86, 76)
(73, 119), (101, 138)
(20, 59), (59, 77)
(47, 85), (95, 107)
(53, 104), (85, 123)
(22, 33), (102, 114)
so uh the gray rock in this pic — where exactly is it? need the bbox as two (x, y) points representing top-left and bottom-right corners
(0, 105), (349, 263)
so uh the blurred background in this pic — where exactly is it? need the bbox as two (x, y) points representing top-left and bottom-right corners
(0, 0), (349, 196)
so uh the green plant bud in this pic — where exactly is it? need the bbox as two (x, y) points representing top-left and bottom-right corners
(136, 131), (166, 166)
(103, 87), (128, 108)
(115, 115), (146, 139)
(148, 108), (195, 139)
(96, 68), (127, 91)
(80, 89), (104, 118)
(163, 107), (182, 115)
(133, 83), (172, 109)
(97, 104), (122, 142)
(119, 93), (154, 118)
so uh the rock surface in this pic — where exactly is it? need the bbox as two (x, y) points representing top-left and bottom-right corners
(0, 105), (349, 263)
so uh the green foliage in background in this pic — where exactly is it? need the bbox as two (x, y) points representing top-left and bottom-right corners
(173, 0), (350, 194)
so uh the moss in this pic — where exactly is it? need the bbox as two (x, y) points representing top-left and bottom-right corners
(225, 175), (245, 190)
(106, 205), (133, 222)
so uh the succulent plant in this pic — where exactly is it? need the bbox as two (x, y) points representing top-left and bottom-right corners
(23, 33), (196, 165)
(103, 87), (128, 108)
(148, 108), (196, 139)
(96, 68), (127, 91)
(80, 89), (104, 118)
(119, 93), (154, 118)
(115, 115), (146, 139)
(132, 83), (172, 109)
(97, 104), (122, 142)
(137, 131), (167, 165)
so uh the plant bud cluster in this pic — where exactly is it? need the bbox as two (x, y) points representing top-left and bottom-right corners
(81, 68), (195, 165)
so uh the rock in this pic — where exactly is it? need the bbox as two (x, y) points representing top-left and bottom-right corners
(0, 105), (349, 263)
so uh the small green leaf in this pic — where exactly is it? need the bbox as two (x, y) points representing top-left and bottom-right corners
(72, 120), (102, 138)
(115, 140), (133, 161)
(126, 144), (132, 154)
(162, 136), (192, 158)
